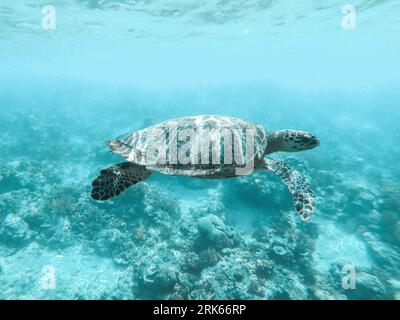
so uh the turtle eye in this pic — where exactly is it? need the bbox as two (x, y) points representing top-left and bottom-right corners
(310, 135), (320, 146)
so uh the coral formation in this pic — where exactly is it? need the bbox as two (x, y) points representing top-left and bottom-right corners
(0, 84), (399, 300)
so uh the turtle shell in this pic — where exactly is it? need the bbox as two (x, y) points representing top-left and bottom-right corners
(108, 115), (268, 177)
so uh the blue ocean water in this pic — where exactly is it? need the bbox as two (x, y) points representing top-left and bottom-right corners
(0, 0), (399, 300)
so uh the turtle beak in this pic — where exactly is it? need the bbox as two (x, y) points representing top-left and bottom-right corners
(312, 136), (320, 147)
(301, 133), (319, 149)
(309, 135), (320, 148)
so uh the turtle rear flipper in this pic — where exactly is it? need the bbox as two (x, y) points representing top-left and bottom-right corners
(265, 159), (316, 220)
(91, 162), (151, 201)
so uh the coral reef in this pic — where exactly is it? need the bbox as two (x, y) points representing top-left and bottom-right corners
(0, 89), (399, 300)
(0, 214), (31, 244)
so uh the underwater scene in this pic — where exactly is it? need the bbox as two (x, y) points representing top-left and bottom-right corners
(0, 0), (399, 300)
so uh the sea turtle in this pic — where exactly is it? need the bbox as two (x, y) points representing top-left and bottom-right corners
(91, 115), (320, 220)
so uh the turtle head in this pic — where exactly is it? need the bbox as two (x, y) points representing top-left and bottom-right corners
(266, 130), (320, 154)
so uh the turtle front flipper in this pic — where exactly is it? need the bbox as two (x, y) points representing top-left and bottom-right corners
(264, 159), (316, 220)
(91, 162), (151, 201)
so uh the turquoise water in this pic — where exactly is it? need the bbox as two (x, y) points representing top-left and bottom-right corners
(0, 0), (399, 299)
